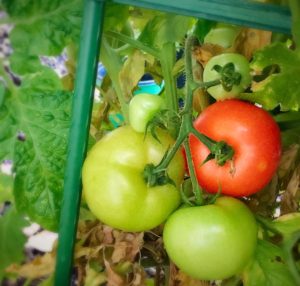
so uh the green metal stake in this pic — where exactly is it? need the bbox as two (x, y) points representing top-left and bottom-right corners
(113, 0), (291, 34)
(54, 0), (105, 285)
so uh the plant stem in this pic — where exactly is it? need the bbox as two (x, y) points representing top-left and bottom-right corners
(105, 30), (160, 59)
(154, 127), (186, 173)
(164, 265), (170, 286)
(183, 139), (203, 205)
(160, 42), (178, 112)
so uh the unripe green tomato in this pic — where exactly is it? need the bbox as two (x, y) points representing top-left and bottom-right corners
(82, 126), (185, 232)
(203, 53), (251, 100)
(204, 23), (240, 48)
(163, 196), (258, 280)
(129, 93), (164, 133)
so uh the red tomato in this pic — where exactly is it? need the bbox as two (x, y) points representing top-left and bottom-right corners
(189, 99), (281, 197)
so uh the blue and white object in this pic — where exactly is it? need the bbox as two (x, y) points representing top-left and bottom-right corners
(134, 74), (164, 95)
(96, 62), (107, 86)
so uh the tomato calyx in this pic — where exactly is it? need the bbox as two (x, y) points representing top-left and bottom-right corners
(143, 163), (175, 187)
(212, 62), (242, 92)
(202, 139), (235, 166)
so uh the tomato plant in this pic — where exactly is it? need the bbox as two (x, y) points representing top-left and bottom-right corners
(163, 196), (258, 280)
(1, 1), (300, 285)
(189, 99), (282, 197)
(129, 93), (164, 132)
(82, 126), (185, 232)
(203, 53), (251, 100)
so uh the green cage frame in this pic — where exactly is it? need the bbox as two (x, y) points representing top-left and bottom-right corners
(54, 0), (291, 285)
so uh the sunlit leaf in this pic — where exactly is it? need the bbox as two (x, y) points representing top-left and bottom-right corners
(243, 240), (296, 286)
(119, 49), (154, 99)
(240, 43), (300, 111)
(138, 14), (194, 48)
(0, 68), (72, 230)
(3, 0), (82, 74)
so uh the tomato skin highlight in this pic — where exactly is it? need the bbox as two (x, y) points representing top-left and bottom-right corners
(163, 196), (258, 281)
(189, 99), (281, 197)
(82, 126), (185, 232)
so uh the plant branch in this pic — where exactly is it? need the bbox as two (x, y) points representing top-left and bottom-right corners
(105, 30), (160, 59)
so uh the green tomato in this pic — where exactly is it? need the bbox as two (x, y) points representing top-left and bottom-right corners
(163, 196), (257, 280)
(129, 93), (164, 133)
(82, 126), (185, 232)
(203, 53), (251, 100)
(204, 23), (240, 48)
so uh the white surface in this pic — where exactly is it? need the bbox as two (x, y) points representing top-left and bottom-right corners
(22, 222), (41, 236)
(25, 228), (58, 252)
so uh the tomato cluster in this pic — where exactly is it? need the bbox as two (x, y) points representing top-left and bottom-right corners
(82, 45), (282, 281)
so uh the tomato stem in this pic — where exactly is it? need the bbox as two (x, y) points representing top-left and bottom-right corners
(143, 36), (235, 194)
(153, 129), (187, 173)
(183, 139), (203, 205)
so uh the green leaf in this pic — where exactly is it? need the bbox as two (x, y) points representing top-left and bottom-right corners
(129, 7), (161, 33)
(2, 0), (83, 73)
(103, 2), (129, 32)
(138, 13), (194, 48)
(0, 82), (5, 107)
(119, 49), (154, 98)
(281, 128), (300, 147)
(84, 263), (106, 286)
(288, 0), (300, 49)
(275, 111), (300, 131)
(101, 37), (129, 121)
(79, 206), (96, 221)
(275, 111), (300, 146)
(272, 212), (300, 236)
(0, 68), (71, 230)
(0, 173), (14, 203)
(192, 18), (215, 43)
(39, 275), (55, 286)
(243, 239), (296, 286)
(272, 214), (300, 284)
(240, 43), (300, 111)
(9, 54), (44, 75)
(13, 89), (71, 231)
(0, 90), (16, 163)
(19, 67), (63, 94)
(0, 207), (29, 279)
